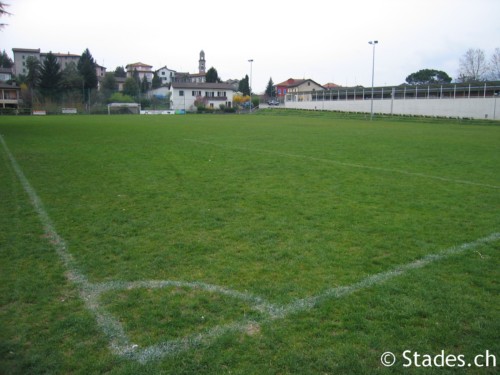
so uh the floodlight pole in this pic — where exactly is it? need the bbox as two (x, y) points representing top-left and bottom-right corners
(248, 59), (254, 112)
(369, 40), (378, 121)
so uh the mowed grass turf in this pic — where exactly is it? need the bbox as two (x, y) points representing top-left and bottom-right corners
(0, 112), (499, 374)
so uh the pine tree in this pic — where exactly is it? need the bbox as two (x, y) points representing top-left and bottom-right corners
(77, 48), (98, 90)
(0, 49), (13, 68)
(39, 52), (62, 99)
(265, 78), (275, 97)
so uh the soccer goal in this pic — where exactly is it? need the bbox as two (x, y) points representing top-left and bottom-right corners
(107, 102), (141, 115)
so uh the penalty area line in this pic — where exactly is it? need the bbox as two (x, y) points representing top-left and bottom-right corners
(184, 138), (500, 189)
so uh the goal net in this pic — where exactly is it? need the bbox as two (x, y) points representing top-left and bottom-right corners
(107, 102), (141, 115)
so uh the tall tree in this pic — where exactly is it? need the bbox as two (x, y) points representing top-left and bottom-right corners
(205, 67), (220, 83)
(0, 49), (13, 68)
(61, 61), (83, 91)
(405, 69), (452, 85)
(114, 66), (126, 78)
(238, 75), (250, 96)
(123, 77), (139, 98)
(101, 72), (117, 98)
(140, 75), (149, 93)
(265, 77), (276, 97)
(26, 56), (41, 88)
(458, 48), (488, 82)
(77, 48), (98, 91)
(152, 72), (161, 89)
(39, 52), (62, 99)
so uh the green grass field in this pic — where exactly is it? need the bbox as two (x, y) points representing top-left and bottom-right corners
(1, 112), (499, 374)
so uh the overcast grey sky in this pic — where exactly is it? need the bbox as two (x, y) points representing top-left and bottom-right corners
(2, 0), (499, 92)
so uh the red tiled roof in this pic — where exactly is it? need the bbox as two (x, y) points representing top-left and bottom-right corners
(126, 62), (153, 68)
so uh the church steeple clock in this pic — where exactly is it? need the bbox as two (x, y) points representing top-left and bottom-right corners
(198, 50), (206, 74)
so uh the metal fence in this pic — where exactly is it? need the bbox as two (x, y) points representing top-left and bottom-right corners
(286, 82), (500, 102)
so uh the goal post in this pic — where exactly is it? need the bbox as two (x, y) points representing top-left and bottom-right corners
(107, 102), (141, 115)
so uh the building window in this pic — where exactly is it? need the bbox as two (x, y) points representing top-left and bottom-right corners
(179, 90), (184, 96)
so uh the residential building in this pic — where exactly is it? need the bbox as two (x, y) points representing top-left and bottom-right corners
(323, 82), (341, 89)
(48, 52), (81, 70)
(156, 66), (177, 86)
(0, 83), (20, 109)
(96, 64), (107, 80)
(126, 62), (154, 83)
(173, 72), (191, 83)
(173, 71), (207, 84)
(12, 47), (105, 79)
(189, 73), (206, 83)
(276, 78), (325, 97)
(170, 82), (235, 111)
(12, 48), (42, 76)
(0, 67), (13, 82)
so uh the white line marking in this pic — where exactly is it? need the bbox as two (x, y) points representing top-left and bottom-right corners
(278, 232), (500, 318)
(0, 134), (134, 354)
(184, 138), (500, 189)
(2, 133), (499, 363)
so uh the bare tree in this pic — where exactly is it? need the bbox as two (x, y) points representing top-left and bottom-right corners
(0, 2), (10, 29)
(490, 48), (500, 81)
(458, 48), (488, 82)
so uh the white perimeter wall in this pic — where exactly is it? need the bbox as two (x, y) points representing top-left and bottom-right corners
(283, 97), (500, 120)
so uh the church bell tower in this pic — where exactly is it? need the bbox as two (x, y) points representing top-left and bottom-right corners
(198, 50), (206, 74)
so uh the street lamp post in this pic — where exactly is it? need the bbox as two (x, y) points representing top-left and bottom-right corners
(248, 59), (253, 112)
(369, 40), (378, 121)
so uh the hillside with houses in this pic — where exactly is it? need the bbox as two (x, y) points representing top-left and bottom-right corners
(0, 48), (266, 113)
(1, 47), (499, 119)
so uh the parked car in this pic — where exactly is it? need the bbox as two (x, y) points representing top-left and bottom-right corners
(267, 99), (279, 106)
